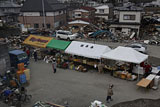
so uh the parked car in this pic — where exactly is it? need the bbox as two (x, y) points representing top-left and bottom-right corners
(125, 43), (147, 53)
(56, 30), (78, 40)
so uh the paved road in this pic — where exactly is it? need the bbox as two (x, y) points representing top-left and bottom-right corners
(1, 60), (160, 107)
(20, 60), (160, 107)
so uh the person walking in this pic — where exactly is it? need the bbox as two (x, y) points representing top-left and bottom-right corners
(33, 50), (37, 62)
(98, 62), (104, 73)
(52, 58), (57, 73)
(106, 84), (114, 103)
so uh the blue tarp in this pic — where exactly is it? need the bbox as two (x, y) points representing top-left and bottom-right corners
(9, 50), (25, 55)
(89, 30), (112, 37)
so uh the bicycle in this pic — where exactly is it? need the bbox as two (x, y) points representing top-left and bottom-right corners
(20, 93), (32, 103)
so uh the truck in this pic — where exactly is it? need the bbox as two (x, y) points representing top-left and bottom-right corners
(9, 50), (29, 68)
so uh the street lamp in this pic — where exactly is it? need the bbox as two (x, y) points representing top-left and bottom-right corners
(42, 0), (46, 29)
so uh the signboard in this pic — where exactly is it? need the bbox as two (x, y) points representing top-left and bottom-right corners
(23, 35), (53, 48)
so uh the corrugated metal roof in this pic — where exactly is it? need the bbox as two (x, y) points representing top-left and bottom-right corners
(115, 6), (143, 11)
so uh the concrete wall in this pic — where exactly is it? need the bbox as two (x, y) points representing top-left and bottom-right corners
(18, 13), (66, 29)
(23, 12), (40, 16)
(0, 43), (10, 75)
(119, 11), (141, 23)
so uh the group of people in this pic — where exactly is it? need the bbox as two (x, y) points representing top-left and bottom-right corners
(23, 47), (38, 62)
(140, 62), (152, 77)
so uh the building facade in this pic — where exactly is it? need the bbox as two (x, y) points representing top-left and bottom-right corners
(0, 0), (21, 23)
(71, 6), (96, 22)
(18, 0), (67, 29)
(95, 4), (113, 20)
(110, 7), (142, 37)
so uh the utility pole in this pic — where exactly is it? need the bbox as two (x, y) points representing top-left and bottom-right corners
(42, 0), (46, 29)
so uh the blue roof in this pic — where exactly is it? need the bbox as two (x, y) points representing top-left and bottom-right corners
(9, 50), (25, 55)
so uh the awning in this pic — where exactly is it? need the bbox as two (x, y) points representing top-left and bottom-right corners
(23, 35), (52, 48)
(65, 41), (111, 59)
(46, 39), (71, 50)
(101, 46), (148, 64)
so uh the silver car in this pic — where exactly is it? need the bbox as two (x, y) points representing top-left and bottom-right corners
(125, 43), (147, 53)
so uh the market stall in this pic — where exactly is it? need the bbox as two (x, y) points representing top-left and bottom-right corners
(46, 39), (71, 51)
(65, 41), (111, 72)
(23, 35), (52, 48)
(23, 35), (53, 59)
(101, 46), (148, 80)
(46, 39), (71, 68)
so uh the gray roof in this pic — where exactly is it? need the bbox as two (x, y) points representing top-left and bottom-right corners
(0, 1), (21, 8)
(21, 0), (66, 12)
(115, 6), (143, 11)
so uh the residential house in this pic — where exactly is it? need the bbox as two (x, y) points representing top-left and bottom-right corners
(103, 0), (129, 6)
(87, 1), (101, 7)
(71, 6), (96, 22)
(0, 0), (21, 23)
(109, 6), (143, 37)
(144, 4), (160, 15)
(18, 0), (67, 29)
(65, 1), (82, 21)
(95, 4), (113, 20)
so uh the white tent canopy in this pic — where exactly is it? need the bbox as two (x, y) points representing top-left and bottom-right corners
(65, 41), (111, 59)
(101, 46), (148, 64)
(68, 20), (90, 25)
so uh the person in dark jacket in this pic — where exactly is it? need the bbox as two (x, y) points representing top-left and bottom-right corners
(52, 58), (57, 73)
(33, 50), (37, 62)
(106, 84), (114, 103)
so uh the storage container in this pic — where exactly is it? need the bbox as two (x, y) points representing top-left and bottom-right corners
(17, 63), (24, 71)
(20, 74), (26, 84)
(24, 69), (30, 81)
(16, 70), (24, 80)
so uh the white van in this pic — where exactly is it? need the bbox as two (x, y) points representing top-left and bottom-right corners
(56, 30), (78, 40)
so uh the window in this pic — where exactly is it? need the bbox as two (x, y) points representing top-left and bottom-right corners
(80, 44), (84, 47)
(42, 24), (45, 28)
(17, 53), (27, 61)
(40, 12), (46, 16)
(85, 45), (88, 47)
(34, 23), (39, 28)
(76, 14), (81, 16)
(90, 46), (94, 49)
(99, 9), (104, 13)
(123, 15), (136, 20)
(46, 24), (50, 28)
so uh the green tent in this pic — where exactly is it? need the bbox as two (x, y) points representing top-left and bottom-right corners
(47, 39), (71, 50)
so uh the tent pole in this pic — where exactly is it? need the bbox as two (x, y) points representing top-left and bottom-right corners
(138, 65), (139, 81)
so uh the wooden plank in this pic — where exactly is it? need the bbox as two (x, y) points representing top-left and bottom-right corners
(136, 78), (151, 88)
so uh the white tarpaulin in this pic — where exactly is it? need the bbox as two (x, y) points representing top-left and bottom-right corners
(101, 46), (148, 64)
(68, 20), (90, 25)
(65, 41), (111, 59)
